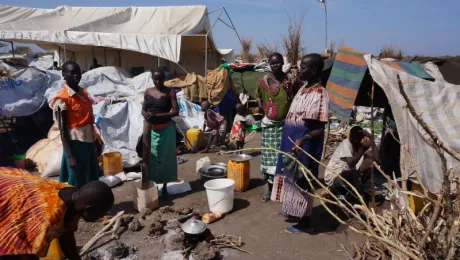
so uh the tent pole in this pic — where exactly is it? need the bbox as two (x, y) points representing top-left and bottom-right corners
(205, 34), (208, 80)
(58, 46), (61, 66)
(158, 57), (160, 68)
(92, 46), (94, 66)
(118, 51), (122, 67)
(370, 80), (376, 208)
(64, 44), (67, 61)
(11, 42), (14, 58)
(223, 7), (243, 46)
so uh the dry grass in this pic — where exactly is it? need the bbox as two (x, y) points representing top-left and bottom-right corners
(256, 42), (279, 60)
(282, 13), (306, 64)
(379, 45), (404, 60)
(327, 40), (336, 56)
(241, 37), (256, 63)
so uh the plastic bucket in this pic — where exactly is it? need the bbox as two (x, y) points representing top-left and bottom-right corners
(12, 154), (26, 169)
(204, 179), (235, 214)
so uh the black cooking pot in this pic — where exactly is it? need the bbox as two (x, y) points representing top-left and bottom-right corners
(198, 164), (227, 183)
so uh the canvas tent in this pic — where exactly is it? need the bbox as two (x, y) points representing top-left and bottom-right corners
(0, 5), (56, 24)
(365, 55), (460, 194)
(326, 46), (433, 121)
(0, 5), (241, 75)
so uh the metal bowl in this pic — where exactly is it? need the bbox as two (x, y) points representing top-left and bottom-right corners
(229, 153), (253, 162)
(198, 164), (227, 182)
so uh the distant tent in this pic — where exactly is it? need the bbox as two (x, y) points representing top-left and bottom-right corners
(326, 46), (433, 121)
(406, 56), (460, 85)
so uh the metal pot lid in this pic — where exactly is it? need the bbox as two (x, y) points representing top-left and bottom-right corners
(229, 154), (252, 162)
(181, 218), (206, 235)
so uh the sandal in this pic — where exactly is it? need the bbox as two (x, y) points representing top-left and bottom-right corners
(279, 210), (288, 217)
(262, 194), (271, 202)
(285, 225), (314, 234)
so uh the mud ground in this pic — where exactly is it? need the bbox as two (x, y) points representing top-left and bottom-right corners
(75, 133), (364, 260)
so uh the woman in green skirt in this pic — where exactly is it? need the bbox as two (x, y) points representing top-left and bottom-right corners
(52, 61), (102, 188)
(142, 68), (179, 194)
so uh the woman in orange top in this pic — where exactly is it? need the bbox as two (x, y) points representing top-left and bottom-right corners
(52, 61), (101, 188)
(0, 167), (114, 259)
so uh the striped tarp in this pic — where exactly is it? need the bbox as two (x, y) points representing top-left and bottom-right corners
(365, 55), (460, 193)
(326, 46), (433, 121)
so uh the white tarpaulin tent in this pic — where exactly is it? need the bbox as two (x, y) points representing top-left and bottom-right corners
(365, 55), (460, 194)
(0, 5), (241, 75)
(0, 5), (56, 24)
(44, 66), (204, 167)
(0, 66), (61, 117)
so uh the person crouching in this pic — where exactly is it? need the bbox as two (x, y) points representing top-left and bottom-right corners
(201, 101), (229, 153)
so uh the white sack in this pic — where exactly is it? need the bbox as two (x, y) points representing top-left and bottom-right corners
(41, 146), (63, 178)
(174, 90), (204, 133)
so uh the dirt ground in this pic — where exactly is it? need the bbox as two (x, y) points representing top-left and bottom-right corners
(76, 133), (365, 260)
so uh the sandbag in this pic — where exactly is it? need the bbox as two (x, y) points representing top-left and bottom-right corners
(26, 135), (62, 173)
(164, 73), (196, 88)
(41, 146), (62, 178)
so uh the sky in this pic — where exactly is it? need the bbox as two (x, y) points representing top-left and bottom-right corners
(2, 0), (460, 56)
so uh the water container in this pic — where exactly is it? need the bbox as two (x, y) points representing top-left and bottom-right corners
(227, 160), (250, 192)
(102, 152), (123, 176)
(41, 239), (64, 260)
(186, 129), (204, 150)
(196, 157), (211, 173)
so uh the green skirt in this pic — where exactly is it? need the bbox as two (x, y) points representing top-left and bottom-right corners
(149, 124), (178, 184)
(60, 140), (102, 188)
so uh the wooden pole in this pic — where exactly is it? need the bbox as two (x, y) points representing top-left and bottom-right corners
(370, 80), (376, 208)
(321, 121), (330, 160)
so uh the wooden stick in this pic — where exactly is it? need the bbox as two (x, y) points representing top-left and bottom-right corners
(321, 121), (330, 160)
(370, 80), (376, 208)
(80, 211), (124, 256)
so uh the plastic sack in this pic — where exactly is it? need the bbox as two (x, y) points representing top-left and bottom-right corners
(99, 176), (123, 188)
(196, 157), (211, 173)
(41, 146), (63, 178)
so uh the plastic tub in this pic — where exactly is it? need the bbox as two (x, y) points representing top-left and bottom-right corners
(204, 179), (235, 214)
(103, 152), (123, 176)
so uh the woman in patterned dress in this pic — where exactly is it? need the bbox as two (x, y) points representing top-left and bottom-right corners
(273, 54), (329, 233)
(0, 167), (114, 259)
(257, 53), (298, 202)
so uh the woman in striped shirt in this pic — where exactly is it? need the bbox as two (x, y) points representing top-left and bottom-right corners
(272, 54), (329, 233)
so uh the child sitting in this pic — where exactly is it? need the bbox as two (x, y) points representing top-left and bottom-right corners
(201, 101), (228, 153)
(229, 104), (246, 151)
